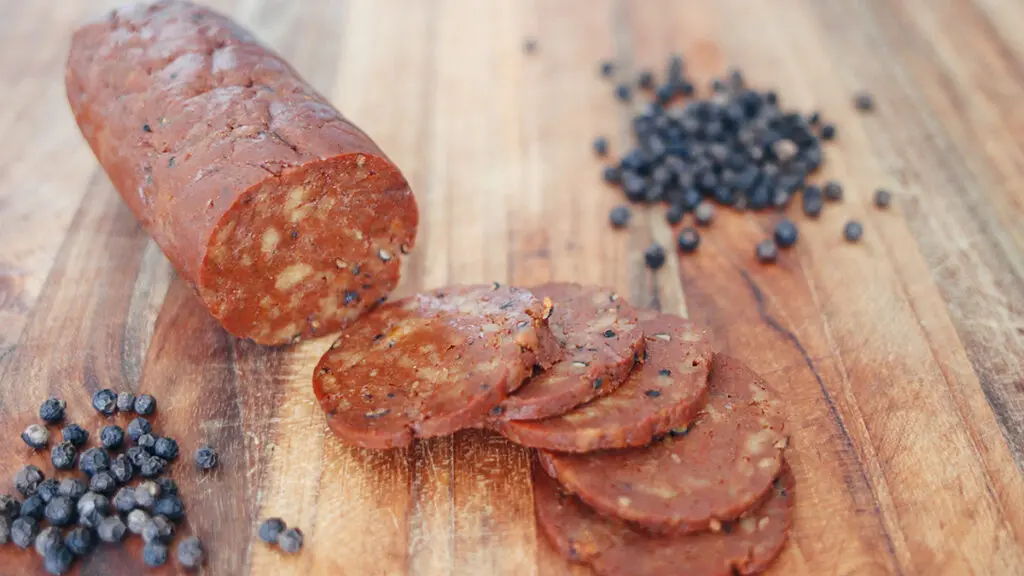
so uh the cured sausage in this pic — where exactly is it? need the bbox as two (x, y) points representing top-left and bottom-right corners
(495, 284), (645, 421)
(538, 354), (787, 533)
(533, 461), (794, 576)
(313, 284), (560, 449)
(66, 0), (418, 345)
(494, 310), (711, 452)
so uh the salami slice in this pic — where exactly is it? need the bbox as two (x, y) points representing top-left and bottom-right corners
(494, 310), (711, 453)
(495, 284), (646, 421)
(539, 354), (787, 533)
(533, 461), (794, 576)
(66, 1), (418, 345)
(313, 284), (561, 449)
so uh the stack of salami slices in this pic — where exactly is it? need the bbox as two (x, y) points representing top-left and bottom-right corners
(313, 282), (793, 576)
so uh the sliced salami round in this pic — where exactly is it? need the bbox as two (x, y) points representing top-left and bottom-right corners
(533, 461), (794, 576)
(495, 284), (646, 421)
(539, 353), (787, 533)
(494, 310), (711, 453)
(313, 284), (561, 449)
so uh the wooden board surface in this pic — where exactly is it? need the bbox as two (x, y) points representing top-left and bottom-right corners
(2, 0), (1024, 574)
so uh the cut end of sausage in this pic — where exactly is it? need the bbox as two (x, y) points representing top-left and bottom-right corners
(199, 153), (417, 345)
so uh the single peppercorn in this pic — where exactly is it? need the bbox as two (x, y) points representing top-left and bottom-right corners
(278, 528), (304, 554)
(644, 244), (666, 270)
(127, 508), (150, 535)
(802, 188), (824, 218)
(113, 486), (137, 514)
(600, 60), (614, 77)
(593, 136), (609, 156)
(89, 472), (117, 496)
(156, 478), (178, 497)
(774, 219), (799, 248)
(20, 494), (46, 520)
(854, 92), (874, 112)
(139, 455), (168, 478)
(113, 392), (135, 414)
(142, 515), (174, 544)
(126, 446), (149, 468)
(522, 38), (537, 54)
(677, 227), (700, 253)
(57, 479), (86, 501)
(820, 123), (836, 140)
(844, 220), (864, 242)
(100, 425), (125, 450)
(78, 447), (110, 477)
(44, 544), (74, 575)
(110, 454), (134, 485)
(61, 424), (88, 447)
(21, 424), (50, 450)
(134, 394), (157, 416)
(35, 526), (63, 557)
(14, 465), (44, 496)
(823, 181), (843, 201)
(637, 70), (655, 89)
(144, 540), (170, 567)
(0, 494), (19, 518)
(134, 481), (160, 510)
(0, 516), (9, 546)
(665, 203), (685, 225)
(259, 518), (287, 544)
(609, 205), (631, 228)
(194, 445), (219, 471)
(44, 496), (74, 527)
(153, 495), (185, 522)
(97, 515), (127, 543)
(36, 478), (59, 503)
(694, 202), (715, 226)
(11, 516), (38, 549)
(64, 525), (94, 556)
(50, 442), (77, 471)
(38, 398), (66, 424)
(137, 433), (157, 452)
(75, 492), (109, 529)
(154, 437), (179, 461)
(874, 188), (892, 209)
(177, 536), (205, 568)
(615, 83), (631, 102)
(91, 389), (117, 415)
(756, 239), (779, 264)
(602, 166), (622, 184)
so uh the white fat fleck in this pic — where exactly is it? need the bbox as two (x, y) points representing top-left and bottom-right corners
(378, 248), (392, 262)
(740, 517), (757, 534)
(654, 333), (671, 341)
(261, 228), (281, 255)
(617, 496), (632, 508)
(275, 263), (314, 291)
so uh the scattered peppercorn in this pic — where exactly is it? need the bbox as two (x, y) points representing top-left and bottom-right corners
(0, 494), (19, 518)
(677, 227), (700, 253)
(22, 424), (49, 450)
(36, 478), (59, 503)
(602, 166), (622, 184)
(75, 493), (108, 529)
(874, 188), (891, 209)
(593, 136), (609, 156)
(615, 83), (631, 102)
(644, 244), (666, 270)
(144, 540), (170, 567)
(11, 517), (38, 548)
(113, 486), (137, 514)
(57, 479), (85, 501)
(139, 455), (168, 478)
(156, 478), (178, 496)
(44, 496), (74, 527)
(600, 61), (614, 77)
(134, 481), (160, 510)
(20, 494), (45, 520)
(142, 515), (174, 544)
(35, 526), (63, 557)
(91, 389), (117, 415)
(134, 394), (157, 416)
(61, 424), (88, 447)
(259, 518), (287, 544)
(756, 239), (779, 263)
(854, 92), (874, 112)
(100, 425), (125, 450)
(14, 465), (44, 496)
(78, 448), (110, 477)
(50, 442), (77, 471)
(278, 528), (304, 554)
(637, 70), (655, 89)
(0, 516), (9, 545)
(177, 536), (205, 568)
(97, 515), (127, 543)
(665, 203), (685, 225)
(773, 219), (799, 248)
(127, 509), (150, 535)
(64, 526), (94, 556)
(802, 187), (824, 218)
(820, 123), (836, 140)
(44, 543), (74, 575)
(89, 471), (117, 496)
(38, 398), (67, 424)
(609, 205), (631, 229)
(154, 437), (179, 461)
(194, 445), (219, 471)
(522, 38), (537, 54)
(694, 202), (714, 226)
(823, 181), (843, 201)
(154, 495), (185, 522)
(126, 446), (149, 468)
(137, 433), (157, 453)
(844, 220), (864, 242)
(116, 391), (136, 413)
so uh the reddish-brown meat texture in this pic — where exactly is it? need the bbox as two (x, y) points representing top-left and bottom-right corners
(495, 284), (646, 421)
(313, 285), (561, 449)
(494, 310), (712, 453)
(533, 461), (794, 576)
(539, 354), (787, 533)
(66, 1), (418, 345)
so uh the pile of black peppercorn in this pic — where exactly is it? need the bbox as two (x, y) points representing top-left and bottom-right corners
(3, 391), (218, 573)
(598, 55), (886, 267)
(258, 517), (304, 554)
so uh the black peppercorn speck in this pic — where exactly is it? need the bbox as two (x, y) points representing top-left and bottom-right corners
(600, 61), (614, 77)
(44, 496), (74, 527)
(820, 123), (836, 140)
(0, 494), (19, 518)
(154, 437), (179, 461)
(137, 433), (157, 452)
(100, 425), (125, 450)
(756, 239), (779, 263)
(593, 136), (609, 156)
(156, 478), (178, 496)
(116, 391), (136, 413)
(20, 494), (46, 520)
(874, 188), (891, 209)
(139, 455), (168, 478)
(34, 526), (63, 557)
(609, 205), (631, 229)
(89, 471), (117, 496)
(10, 516), (39, 549)
(823, 181), (843, 201)
(39, 398), (67, 424)
(134, 394), (157, 416)
(177, 536), (205, 568)
(113, 486), (137, 514)
(127, 508), (150, 535)
(144, 540), (170, 567)
(259, 517), (287, 544)
(110, 454), (134, 485)
(154, 495), (185, 522)
(854, 92), (874, 112)
(194, 444), (219, 471)
(665, 203), (685, 225)
(14, 465), (44, 496)
(677, 227), (700, 253)
(61, 424), (88, 447)
(615, 83), (631, 102)
(278, 528), (303, 554)
(21, 424), (49, 450)
(844, 220), (864, 242)
(127, 417), (152, 441)
(142, 515), (174, 544)
(36, 478), (59, 503)
(64, 525), (94, 556)
(91, 389), (117, 415)
(78, 447), (110, 477)
(774, 219), (799, 248)
(644, 244), (666, 270)
(57, 478), (86, 501)
(97, 515), (127, 543)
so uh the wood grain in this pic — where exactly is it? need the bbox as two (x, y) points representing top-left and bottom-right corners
(2, 0), (1024, 574)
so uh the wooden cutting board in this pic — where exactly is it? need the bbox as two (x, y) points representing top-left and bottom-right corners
(2, 0), (1023, 574)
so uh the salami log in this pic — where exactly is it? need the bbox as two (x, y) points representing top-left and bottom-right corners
(533, 461), (794, 576)
(495, 284), (646, 421)
(66, 1), (418, 345)
(494, 310), (711, 452)
(313, 285), (561, 449)
(538, 354), (787, 533)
